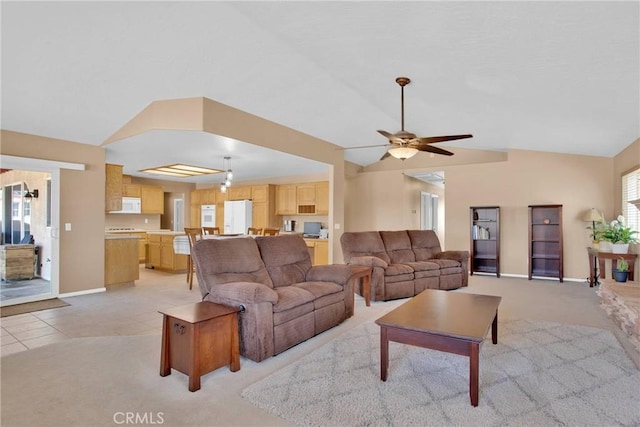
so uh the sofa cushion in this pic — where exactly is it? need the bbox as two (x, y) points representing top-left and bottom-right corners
(385, 263), (414, 276)
(272, 286), (315, 313)
(403, 260), (440, 272)
(407, 230), (443, 261)
(340, 231), (391, 264)
(380, 231), (416, 263)
(293, 281), (344, 310)
(192, 238), (274, 297)
(256, 235), (313, 288)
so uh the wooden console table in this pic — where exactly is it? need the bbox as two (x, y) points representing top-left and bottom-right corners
(587, 247), (637, 287)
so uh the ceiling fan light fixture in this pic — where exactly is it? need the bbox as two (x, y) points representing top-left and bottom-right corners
(388, 146), (418, 160)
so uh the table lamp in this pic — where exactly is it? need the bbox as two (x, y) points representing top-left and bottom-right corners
(582, 208), (603, 243)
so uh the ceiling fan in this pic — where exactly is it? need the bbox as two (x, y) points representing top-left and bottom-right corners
(349, 77), (473, 161)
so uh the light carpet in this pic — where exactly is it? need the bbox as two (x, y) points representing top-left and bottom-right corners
(242, 319), (640, 426)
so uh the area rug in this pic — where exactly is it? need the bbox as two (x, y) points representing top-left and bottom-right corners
(242, 319), (640, 426)
(1, 298), (70, 317)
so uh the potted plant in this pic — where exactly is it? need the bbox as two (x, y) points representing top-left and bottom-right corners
(600, 215), (639, 253)
(612, 257), (629, 283)
(586, 219), (606, 249)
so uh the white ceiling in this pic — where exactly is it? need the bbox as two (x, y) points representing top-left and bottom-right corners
(2, 2), (638, 184)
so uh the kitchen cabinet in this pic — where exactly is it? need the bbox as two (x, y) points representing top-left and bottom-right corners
(276, 185), (297, 215)
(123, 184), (141, 197)
(216, 188), (228, 229)
(251, 185), (277, 230)
(105, 164), (123, 212)
(228, 186), (251, 201)
(141, 185), (164, 214)
(105, 236), (139, 287)
(189, 189), (217, 228)
(130, 232), (148, 262)
(276, 182), (330, 215)
(315, 182), (329, 215)
(147, 233), (188, 272)
(304, 239), (329, 265)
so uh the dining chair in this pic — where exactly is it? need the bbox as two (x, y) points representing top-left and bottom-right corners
(202, 226), (220, 235)
(263, 228), (280, 236)
(247, 227), (263, 236)
(184, 227), (202, 290)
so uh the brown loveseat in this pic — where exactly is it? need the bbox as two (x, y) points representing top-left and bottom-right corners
(191, 234), (354, 362)
(340, 230), (469, 302)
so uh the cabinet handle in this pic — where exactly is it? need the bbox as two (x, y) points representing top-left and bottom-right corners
(173, 323), (186, 335)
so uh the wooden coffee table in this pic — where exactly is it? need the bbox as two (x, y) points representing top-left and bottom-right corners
(375, 289), (501, 407)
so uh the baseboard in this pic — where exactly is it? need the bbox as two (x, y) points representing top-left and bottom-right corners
(59, 287), (106, 298)
(494, 273), (587, 283)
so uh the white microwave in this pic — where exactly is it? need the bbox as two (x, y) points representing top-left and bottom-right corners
(111, 197), (142, 214)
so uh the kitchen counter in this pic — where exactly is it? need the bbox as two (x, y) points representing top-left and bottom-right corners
(146, 231), (185, 236)
(105, 234), (142, 240)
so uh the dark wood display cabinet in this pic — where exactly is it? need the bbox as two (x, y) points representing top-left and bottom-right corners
(528, 204), (563, 282)
(470, 206), (500, 277)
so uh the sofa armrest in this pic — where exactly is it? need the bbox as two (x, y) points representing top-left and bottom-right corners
(434, 250), (469, 263)
(306, 264), (354, 286)
(209, 281), (278, 305)
(348, 256), (388, 269)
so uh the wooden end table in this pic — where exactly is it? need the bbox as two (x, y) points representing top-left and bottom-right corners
(159, 301), (241, 392)
(587, 247), (637, 287)
(349, 266), (372, 307)
(375, 289), (501, 407)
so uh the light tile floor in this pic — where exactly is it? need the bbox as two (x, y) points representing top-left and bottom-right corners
(0, 266), (201, 356)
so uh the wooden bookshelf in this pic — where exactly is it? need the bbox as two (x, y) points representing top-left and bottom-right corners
(528, 204), (563, 282)
(470, 206), (500, 277)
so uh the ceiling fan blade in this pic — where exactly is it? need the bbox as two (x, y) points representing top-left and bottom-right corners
(340, 143), (390, 151)
(416, 145), (455, 156)
(379, 151), (391, 161)
(415, 134), (473, 144)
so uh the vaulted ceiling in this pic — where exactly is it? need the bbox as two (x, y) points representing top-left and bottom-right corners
(2, 2), (638, 184)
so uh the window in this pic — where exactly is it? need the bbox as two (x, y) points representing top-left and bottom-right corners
(2, 183), (29, 244)
(420, 192), (439, 230)
(622, 167), (639, 232)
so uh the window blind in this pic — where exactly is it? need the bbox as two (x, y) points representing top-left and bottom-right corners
(622, 167), (639, 232)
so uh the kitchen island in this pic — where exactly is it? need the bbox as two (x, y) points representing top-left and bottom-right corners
(105, 234), (140, 287)
(146, 231), (188, 273)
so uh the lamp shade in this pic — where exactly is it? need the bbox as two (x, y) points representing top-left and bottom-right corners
(388, 146), (418, 160)
(582, 208), (603, 222)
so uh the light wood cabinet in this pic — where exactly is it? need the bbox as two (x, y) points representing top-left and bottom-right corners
(200, 189), (216, 205)
(228, 186), (251, 201)
(128, 232), (147, 262)
(276, 185), (297, 215)
(275, 182), (330, 215)
(296, 184), (316, 205)
(105, 164), (123, 212)
(304, 239), (329, 265)
(315, 182), (329, 215)
(123, 184), (141, 197)
(251, 185), (268, 203)
(251, 185), (277, 230)
(105, 237), (139, 286)
(141, 185), (164, 214)
(216, 188), (228, 228)
(147, 234), (188, 272)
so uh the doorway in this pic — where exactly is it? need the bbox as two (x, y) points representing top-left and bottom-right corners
(1, 171), (54, 306)
(0, 154), (84, 307)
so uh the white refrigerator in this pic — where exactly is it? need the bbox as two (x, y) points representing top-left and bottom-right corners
(223, 200), (252, 234)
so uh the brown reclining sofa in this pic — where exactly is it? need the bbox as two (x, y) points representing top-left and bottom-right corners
(192, 234), (355, 362)
(340, 230), (469, 302)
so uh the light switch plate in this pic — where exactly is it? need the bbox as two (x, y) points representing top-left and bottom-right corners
(64, 223), (71, 231)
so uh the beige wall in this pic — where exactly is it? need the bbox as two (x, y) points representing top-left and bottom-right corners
(1, 130), (106, 294)
(345, 147), (632, 280)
